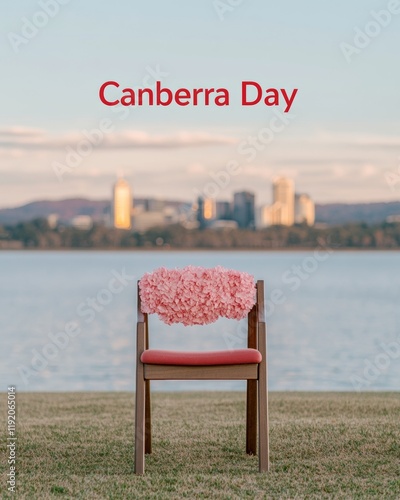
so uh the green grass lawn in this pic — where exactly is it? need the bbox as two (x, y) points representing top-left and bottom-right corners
(1, 392), (399, 499)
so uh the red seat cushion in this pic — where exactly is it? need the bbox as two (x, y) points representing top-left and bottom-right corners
(140, 348), (262, 366)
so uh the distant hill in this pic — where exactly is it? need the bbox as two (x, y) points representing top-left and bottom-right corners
(0, 197), (185, 225)
(0, 199), (111, 225)
(315, 201), (400, 225)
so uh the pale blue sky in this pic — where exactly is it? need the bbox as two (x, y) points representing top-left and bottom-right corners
(1, 0), (400, 206)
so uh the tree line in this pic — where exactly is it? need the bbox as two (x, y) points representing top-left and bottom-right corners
(1, 219), (400, 249)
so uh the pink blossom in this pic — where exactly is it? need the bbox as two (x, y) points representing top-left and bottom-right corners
(139, 266), (256, 326)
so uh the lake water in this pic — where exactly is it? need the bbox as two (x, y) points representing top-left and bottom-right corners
(1, 250), (399, 392)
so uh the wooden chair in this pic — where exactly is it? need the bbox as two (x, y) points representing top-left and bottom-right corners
(135, 279), (269, 474)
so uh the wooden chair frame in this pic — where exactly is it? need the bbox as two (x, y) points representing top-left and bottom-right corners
(135, 280), (269, 474)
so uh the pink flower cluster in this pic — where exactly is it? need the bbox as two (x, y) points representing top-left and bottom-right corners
(139, 266), (256, 326)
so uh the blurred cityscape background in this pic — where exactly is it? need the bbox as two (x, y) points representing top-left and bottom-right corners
(103, 175), (315, 231)
(0, 174), (399, 249)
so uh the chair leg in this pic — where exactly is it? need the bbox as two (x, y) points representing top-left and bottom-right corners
(135, 368), (145, 473)
(258, 323), (269, 472)
(246, 380), (257, 454)
(145, 380), (152, 454)
(135, 326), (146, 474)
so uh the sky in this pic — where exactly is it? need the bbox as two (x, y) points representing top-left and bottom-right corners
(1, 0), (400, 208)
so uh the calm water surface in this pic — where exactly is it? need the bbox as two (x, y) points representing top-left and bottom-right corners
(1, 250), (399, 391)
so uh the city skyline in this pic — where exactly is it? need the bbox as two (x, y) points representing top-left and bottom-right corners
(2, 1), (400, 207)
(31, 175), (317, 231)
(109, 175), (316, 231)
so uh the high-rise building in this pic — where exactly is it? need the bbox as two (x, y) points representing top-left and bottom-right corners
(271, 177), (295, 226)
(112, 177), (132, 229)
(257, 177), (315, 228)
(216, 200), (231, 220)
(197, 197), (216, 229)
(258, 203), (286, 227)
(233, 191), (255, 229)
(295, 193), (315, 226)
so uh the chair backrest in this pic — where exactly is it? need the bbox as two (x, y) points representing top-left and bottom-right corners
(139, 266), (257, 327)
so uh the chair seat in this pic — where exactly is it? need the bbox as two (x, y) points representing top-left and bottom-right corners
(141, 348), (262, 366)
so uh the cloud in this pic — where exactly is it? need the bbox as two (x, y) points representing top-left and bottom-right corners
(314, 131), (400, 148)
(360, 164), (379, 178)
(0, 126), (45, 137)
(0, 127), (237, 151)
(186, 163), (207, 174)
(274, 158), (367, 167)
